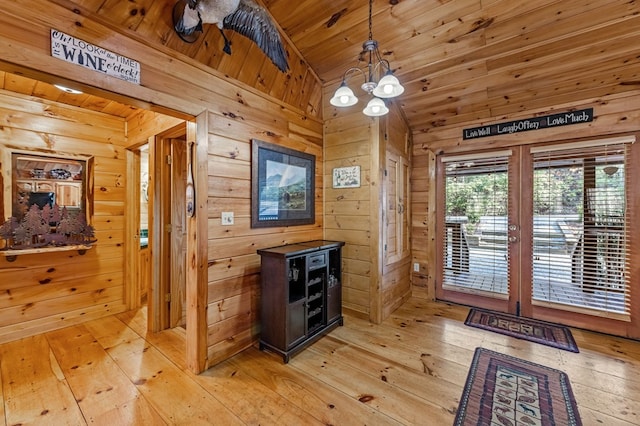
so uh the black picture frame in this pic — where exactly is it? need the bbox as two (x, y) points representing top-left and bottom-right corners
(251, 139), (315, 228)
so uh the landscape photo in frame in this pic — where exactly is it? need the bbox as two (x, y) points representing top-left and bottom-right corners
(251, 139), (315, 228)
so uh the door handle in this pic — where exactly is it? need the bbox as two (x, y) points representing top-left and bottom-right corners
(508, 236), (518, 243)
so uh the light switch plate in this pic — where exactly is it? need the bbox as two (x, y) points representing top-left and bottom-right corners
(413, 262), (420, 272)
(221, 212), (234, 225)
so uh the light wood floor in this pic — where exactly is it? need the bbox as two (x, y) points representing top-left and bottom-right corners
(1, 297), (639, 425)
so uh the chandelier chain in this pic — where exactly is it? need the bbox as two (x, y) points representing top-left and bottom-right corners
(368, 0), (373, 41)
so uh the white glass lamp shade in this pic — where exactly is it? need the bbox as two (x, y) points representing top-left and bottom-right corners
(372, 72), (405, 98)
(330, 83), (358, 107)
(363, 97), (389, 117)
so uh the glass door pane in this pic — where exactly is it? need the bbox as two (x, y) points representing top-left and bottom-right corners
(441, 154), (511, 298)
(531, 143), (630, 317)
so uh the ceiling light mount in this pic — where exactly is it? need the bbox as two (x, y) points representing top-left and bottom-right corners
(329, 0), (404, 117)
(54, 84), (83, 95)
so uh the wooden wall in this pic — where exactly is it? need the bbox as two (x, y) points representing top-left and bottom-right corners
(324, 103), (375, 320)
(380, 105), (412, 321)
(0, 0), (326, 372)
(0, 89), (129, 343)
(324, 88), (412, 323)
(410, 90), (640, 304)
(410, 148), (435, 300)
(204, 103), (324, 368)
(60, 0), (323, 118)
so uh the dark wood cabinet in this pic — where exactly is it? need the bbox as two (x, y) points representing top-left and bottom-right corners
(257, 240), (344, 363)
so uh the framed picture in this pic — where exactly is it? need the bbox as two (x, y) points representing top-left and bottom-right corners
(332, 165), (361, 188)
(251, 139), (315, 228)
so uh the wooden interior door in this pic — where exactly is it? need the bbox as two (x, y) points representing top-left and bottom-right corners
(169, 138), (187, 328)
(131, 145), (151, 309)
(153, 137), (171, 330)
(152, 125), (187, 331)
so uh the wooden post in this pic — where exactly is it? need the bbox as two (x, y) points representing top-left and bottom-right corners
(186, 113), (208, 374)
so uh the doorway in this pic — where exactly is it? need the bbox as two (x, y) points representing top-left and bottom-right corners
(128, 124), (189, 332)
(435, 136), (637, 337)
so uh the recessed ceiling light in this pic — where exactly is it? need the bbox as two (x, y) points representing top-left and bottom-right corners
(54, 84), (83, 95)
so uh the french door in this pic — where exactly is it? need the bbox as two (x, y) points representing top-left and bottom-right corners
(435, 136), (639, 338)
(436, 149), (518, 313)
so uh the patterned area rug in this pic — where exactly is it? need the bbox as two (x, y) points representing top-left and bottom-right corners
(454, 347), (582, 426)
(465, 308), (579, 353)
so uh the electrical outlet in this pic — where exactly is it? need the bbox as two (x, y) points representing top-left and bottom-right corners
(413, 262), (420, 272)
(221, 212), (234, 225)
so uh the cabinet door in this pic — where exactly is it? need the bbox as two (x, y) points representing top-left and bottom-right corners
(327, 281), (341, 323)
(326, 249), (342, 322)
(55, 182), (82, 207)
(16, 180), (35, 192)
(35, 181), (55, 192)
(384, 152), (410, 265)
(287, 298), (306, 347)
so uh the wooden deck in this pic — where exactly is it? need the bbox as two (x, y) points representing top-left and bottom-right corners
(445, 246), (627, 313)
(0, 298), (638, 425)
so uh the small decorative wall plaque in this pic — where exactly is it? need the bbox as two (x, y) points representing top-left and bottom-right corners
(333, 166), (361, 188)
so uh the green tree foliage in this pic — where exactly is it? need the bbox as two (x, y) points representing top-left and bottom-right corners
(446, 172), (508, 227)
(445, 163), (625, 232)
(533, 166), (583, 215)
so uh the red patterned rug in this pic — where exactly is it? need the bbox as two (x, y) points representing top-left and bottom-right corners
(454, 347), (582, 426)
(465, 308), (579, 353)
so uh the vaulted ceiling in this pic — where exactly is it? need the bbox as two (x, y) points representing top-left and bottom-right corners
(265, 0), (640, 131)
(8, 0), (640, 133)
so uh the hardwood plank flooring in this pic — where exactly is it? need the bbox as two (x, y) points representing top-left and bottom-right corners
(1, 297), (639, 425)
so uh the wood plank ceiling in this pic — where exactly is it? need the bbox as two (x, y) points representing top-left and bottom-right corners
(7, 0), (640, 132)
(264, 0), (640, 131)
(0, 71), (140, 120)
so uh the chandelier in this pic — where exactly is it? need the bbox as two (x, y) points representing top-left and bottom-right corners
(329, 0), (404, 117)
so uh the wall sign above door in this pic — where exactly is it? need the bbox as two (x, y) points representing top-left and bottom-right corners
(463, 108), (593, 140)
(51, 29), (141, 85)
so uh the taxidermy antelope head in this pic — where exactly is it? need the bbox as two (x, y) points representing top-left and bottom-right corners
(173, 0), (289, 73)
